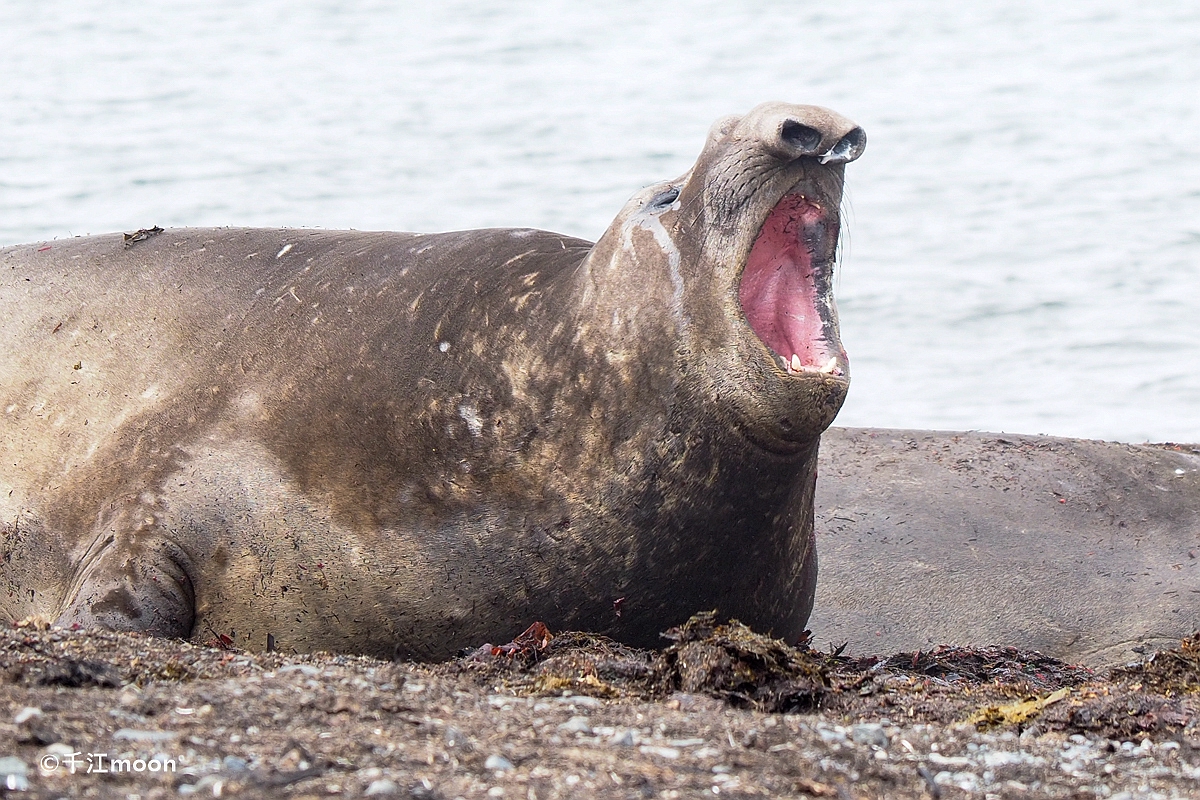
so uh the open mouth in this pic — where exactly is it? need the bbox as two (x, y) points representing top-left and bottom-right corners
(737, 192), (845, 377)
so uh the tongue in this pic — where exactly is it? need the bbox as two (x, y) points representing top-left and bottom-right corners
(738, 194), (835, 370)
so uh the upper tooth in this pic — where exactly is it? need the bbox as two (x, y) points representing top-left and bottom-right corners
(790, 354), (802, 372)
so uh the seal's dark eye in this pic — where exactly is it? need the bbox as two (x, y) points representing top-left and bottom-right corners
(647, 187), (679, 209)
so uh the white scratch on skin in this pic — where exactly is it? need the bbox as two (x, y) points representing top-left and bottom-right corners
(458, 402), (483, 436)
(626, 206), (684, 325)
(503, 250), (539, 269)
(438, 341), (450, 353)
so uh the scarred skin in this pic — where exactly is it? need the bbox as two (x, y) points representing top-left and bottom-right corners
(0, 103), (865, 659)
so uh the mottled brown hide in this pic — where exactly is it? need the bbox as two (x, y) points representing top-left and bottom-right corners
(1, 103), (863, 658)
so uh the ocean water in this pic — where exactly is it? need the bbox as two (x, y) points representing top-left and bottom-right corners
(2, 0), (1198, 442)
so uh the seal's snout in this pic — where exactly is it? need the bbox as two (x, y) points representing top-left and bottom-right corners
(754, 105), (866, 165)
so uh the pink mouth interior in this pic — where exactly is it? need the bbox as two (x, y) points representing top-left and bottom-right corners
(738, 194), (837, 371)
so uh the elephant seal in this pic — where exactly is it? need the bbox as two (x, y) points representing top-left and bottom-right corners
(0, 103), (866, 660)
(811, 428), (1200, 666)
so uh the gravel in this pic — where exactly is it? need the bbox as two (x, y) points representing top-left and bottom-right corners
(0, 622), (1197, 798)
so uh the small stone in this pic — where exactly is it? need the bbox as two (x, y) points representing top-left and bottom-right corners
(983, 750), (1041, 769)
(13, 707), (42, 725)
(951, 772), (980, 792)
(484, 755), (514, 772)
(816, 725), (847, 745)
(3, 774), (29, 792)
(851, 723), (888, 749)
(558, 716), (591, 734)
(407, 778), (436, 798)
(928, 753), (972, 769)
(609, 729), (636, 747)
(190, 775), (225, 796)
(364, 778), (400, 796)
(555, 695), (602, 708)
(638, 745), (680, 760)
(222, 755), (249, 772)
(0, 757), (29, 779)
(113, 728), (180, 743)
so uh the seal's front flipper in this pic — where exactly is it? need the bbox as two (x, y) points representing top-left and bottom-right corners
(57, 536), (195, 639)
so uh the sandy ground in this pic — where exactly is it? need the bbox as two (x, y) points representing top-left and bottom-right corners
(1, 616), (1198, 799)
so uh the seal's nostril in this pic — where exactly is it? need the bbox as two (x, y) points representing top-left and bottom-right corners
(822, 128), (867, 164)
(779, 121), (823, 154)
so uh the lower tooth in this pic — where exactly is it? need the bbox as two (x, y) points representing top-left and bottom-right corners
(819, 357), (838, 374)
(790, 354), (802, 372)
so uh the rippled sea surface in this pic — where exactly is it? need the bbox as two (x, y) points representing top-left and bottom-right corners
(3, 1), (1198, 442)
